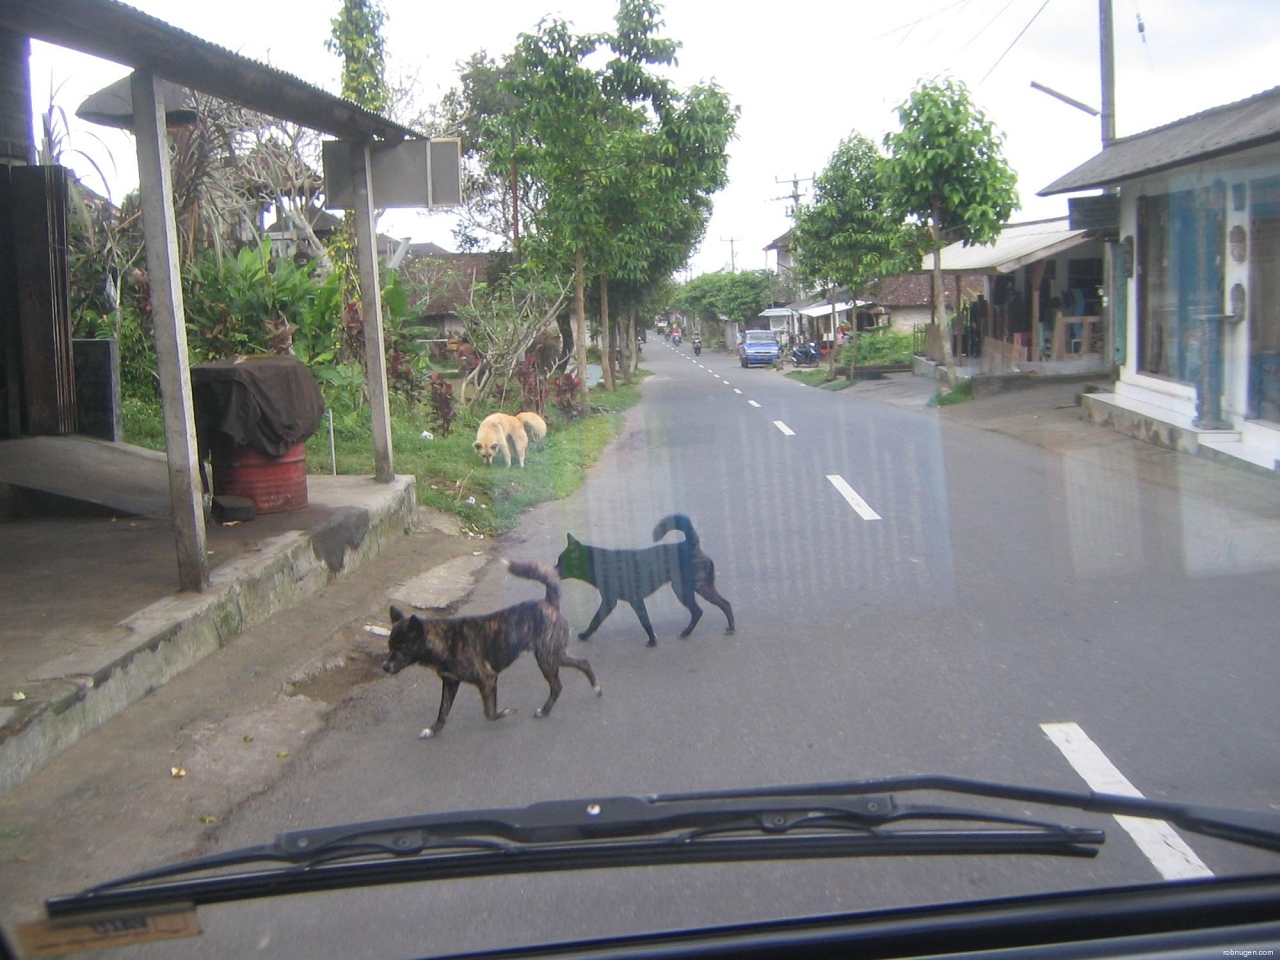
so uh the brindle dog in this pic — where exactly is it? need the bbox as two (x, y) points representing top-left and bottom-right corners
(555, 514), (735, 646)
(382, 560), (601, 738)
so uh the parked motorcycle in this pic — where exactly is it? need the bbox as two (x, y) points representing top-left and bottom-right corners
(791, 341), (820, 367)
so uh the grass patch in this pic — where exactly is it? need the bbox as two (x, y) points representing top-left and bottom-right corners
(928, 378), (975, 406)
(121, 394), (166, 451)
(122, 375), (645, 537)
(309, 378), (643, 536)
(786, 368), (854, 390)
(785, 369), (830, 387)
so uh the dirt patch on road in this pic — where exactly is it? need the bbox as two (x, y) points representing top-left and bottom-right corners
(289, 648), (387, 705)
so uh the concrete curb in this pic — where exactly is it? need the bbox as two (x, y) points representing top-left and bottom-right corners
(0, 476), (417, 795)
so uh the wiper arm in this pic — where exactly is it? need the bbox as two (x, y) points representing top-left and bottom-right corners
(46, 783), (1102, 919)
(44, 774), (1280, 920)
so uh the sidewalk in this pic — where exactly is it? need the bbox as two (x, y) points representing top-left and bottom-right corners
(0, 437), (428, 795)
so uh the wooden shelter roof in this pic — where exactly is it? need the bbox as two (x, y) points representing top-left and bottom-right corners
(1, 0), (416, 142)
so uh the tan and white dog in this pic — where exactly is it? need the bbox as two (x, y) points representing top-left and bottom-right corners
(473, 411), (548, 467)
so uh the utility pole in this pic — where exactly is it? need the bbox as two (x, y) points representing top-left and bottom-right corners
(1099, 0), (1116, 148)
(772, 173), (812, 221)
(721, 236), (743, 271)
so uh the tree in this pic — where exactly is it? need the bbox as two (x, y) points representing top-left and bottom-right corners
(326, 0), (393, 370)
(672, 270), (774, 330)
(491, 0), (736, 396)
(436, 52), (524, 253)
(793, 132), (914, 373)
(883, 77), (1018, 377)
(326, 0), (390, 114)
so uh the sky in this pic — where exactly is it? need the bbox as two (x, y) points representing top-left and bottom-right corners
(26, 0), (1280, 278)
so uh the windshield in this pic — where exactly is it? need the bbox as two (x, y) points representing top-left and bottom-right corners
(4, 2), (1280, 959)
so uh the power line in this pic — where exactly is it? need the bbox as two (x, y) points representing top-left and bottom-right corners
(1134, 3), (1155, 73)
(979, 0), (1053, 84)
(870, 0), (972, 43)
(958, 0), (1021, 54)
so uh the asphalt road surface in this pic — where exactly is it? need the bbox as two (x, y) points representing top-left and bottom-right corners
(22, 344), (1280, 958)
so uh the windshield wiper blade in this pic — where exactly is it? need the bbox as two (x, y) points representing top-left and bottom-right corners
(46, 787), (1101, 918)
(44, 774), (1280, 920)
(690, 776), (1280, 857)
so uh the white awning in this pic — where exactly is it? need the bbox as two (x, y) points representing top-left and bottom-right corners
(798, 301), (860, 318)
(921, 217), (1090, 274)
(757, 307), (794, 318)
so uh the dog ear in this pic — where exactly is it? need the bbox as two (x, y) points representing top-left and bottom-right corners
(390, 605), (405, 624)
(567, 534), (578, 546)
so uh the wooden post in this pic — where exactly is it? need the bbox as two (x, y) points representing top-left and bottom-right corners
(350, 141), (394, 482)
(1030, 259), (1047, 361)
(131, 70), (207, 592)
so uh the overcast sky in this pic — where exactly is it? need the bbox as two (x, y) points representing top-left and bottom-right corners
(27, 0), (1280, 276)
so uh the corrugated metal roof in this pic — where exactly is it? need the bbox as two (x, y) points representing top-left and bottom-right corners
(1040, 85), (1280, 196)
(921, 218), (1090, 274)
(2, 0), (417, 141)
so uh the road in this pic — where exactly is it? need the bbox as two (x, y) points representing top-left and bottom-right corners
(6, 343), (1280, 958)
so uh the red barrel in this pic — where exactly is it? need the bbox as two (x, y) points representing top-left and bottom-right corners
(210, 435), (308, 514)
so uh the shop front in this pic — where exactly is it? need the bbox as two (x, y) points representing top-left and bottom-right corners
(1041, 85), (1280, 473)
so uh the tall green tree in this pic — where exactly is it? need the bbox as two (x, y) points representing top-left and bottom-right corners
(672, 270), (774, 329)
(493, 0), (735, 394)
(326, 0), (392, 368)
(327, 0), (390, 114)
(883, 77), (1018, 377)
(793, 132), (914, 372)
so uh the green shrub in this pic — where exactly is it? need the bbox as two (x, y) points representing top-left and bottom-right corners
(841, 330), (914, 367)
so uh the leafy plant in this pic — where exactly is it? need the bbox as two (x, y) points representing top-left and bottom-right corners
(428, 372), (457, 436)
(515, 359), (550, 415)
(552, 370), (585, 421)
(182, 240), (323, 360)
(843, 331), (914, 367)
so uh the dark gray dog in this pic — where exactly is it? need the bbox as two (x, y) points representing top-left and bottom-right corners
(555, 514), (735, 646)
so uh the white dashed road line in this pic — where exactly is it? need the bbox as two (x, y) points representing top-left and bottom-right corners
(748, 400), (761, 408)
(733, 389), (742, 394)
(825, 474), (882, 520)
(1041, 722), (1213, 881)
(773, 420), (795, 436)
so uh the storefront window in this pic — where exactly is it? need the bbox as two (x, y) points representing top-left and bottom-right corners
(1248, 177), (1280, 423)
(1137, 186), (1225, 383)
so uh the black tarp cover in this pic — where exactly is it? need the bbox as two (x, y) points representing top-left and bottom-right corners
(191, 356), (325, 459)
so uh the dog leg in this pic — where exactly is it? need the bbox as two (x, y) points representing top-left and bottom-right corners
(479, 676), (516, 723)
(533, 666), (562, 718)
(421, 678), (461, 739)
(669, 579), (704, 639)
(534, 644), (602, 718)
(695, 580), (735, 635)
(628, 598), (659, 646)
(558, 653), (603, 697)
(578, 596), (618, 641)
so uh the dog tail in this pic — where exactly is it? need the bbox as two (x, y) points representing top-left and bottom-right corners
(652, 513), (698, 549)
(516, 412), (548, 441)
(504, 558), (562, 608)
